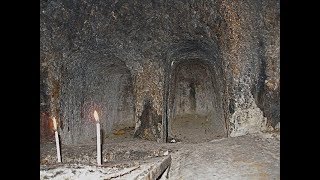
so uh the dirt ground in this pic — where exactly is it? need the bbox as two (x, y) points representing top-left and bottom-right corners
(169, 132), (280, 179)
(40, 131), (279, 179)
(171, 114), (226, 143)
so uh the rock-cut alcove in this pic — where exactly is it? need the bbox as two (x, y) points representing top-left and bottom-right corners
(40, 0), (280, 146)
(168, 60), (227, 143)
(166, 40), (228, 143)
(59, 54), (135, 145)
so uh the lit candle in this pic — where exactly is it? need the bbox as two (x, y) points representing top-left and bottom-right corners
(52, 117), (62, 163)
(94, 110), (102, 166)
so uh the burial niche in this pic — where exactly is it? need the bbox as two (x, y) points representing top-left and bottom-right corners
(168, 59), (226, 143)
(60, 58), (135, 145)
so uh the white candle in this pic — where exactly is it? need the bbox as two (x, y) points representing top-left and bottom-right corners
(94, 110), (102, 166)
(52, 117), (62, 163)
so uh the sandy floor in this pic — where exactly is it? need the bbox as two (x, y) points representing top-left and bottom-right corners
(171, 114), (226, 143)
(169, 132), (280, 179)
(40, 132), (279, 179)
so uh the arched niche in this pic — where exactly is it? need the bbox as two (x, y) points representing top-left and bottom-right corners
(167, 59), (227, 143)
(163, 39), (228, 143)
(59, 54), (135, 145)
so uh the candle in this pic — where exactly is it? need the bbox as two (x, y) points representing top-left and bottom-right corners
(52, 117), (62, 163)
(94, 110), (102, 166)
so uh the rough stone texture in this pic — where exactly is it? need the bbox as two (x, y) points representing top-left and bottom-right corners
(40, 0), (280, 144)
(169, 59), (227, 142)
(57, 52), (136, 144)
(133, 60), (164, 142)
(40, 156), (171, 180)
(40, 133), (279, 179)
(169, 133), (280, 179)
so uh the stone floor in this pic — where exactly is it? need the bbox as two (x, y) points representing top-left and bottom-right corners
(40, 132), (279, 179)
(169, 132), (280, 179)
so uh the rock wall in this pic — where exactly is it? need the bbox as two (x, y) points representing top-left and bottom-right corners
(40, 0), (280, 144)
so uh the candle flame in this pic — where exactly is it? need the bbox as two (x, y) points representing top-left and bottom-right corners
(94, 110), (99, 122)
(52, 117), (57, 131)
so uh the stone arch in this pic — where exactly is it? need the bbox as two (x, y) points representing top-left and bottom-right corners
(59, 52), (135, 145)
(163, 40), (228, 143)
